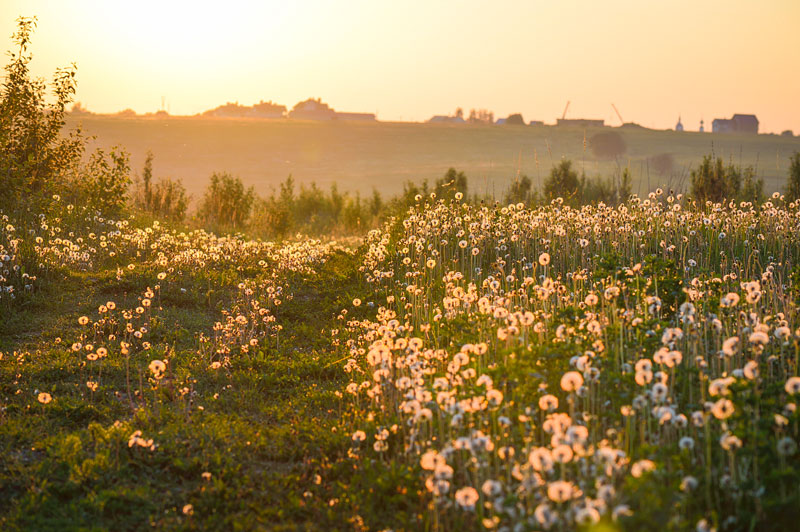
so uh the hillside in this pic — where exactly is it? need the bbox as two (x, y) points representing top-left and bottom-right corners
(67, 115), (800, 199)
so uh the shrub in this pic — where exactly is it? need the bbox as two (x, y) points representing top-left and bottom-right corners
(132, 151), (189, 221)
(434, 168), (467, 200)
(787, 151), (800, 203)
(589, 131), (626, 160)
(198, 172), (255, 229)
(0, 17), (131, 218)
(544, 159), (581, 203)
(691, 154), (764, 205)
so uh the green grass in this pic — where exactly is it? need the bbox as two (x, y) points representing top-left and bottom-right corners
(0, 248), (411, 531)
(68, 116), (800, 200)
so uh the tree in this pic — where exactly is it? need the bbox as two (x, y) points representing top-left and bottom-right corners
(198, 172), (255, 229)
(505, 174), (532, 204)
(544, 159), (581, 202)
(0, 17), (131, 216)
(786, 151), (800, 203)
(435, 168), (468, 200)
(506, 113), (525, 125)
(589, 131), (626, 160)
(690, 155), (740, 204)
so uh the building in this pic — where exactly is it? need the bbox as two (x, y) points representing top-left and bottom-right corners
(428, 115), (466, 124)
(335, 112), (376, 122)
(529, 120), (544, 126)
(204, 100), (286, 119)
(675, 117), (684, 132)
(712, 114), (759, 134)
(699, 119), (705, 133)
(288, 98), (337, 120)
(556, 118), (604, 127)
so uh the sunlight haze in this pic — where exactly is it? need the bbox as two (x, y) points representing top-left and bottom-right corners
(1, 0), (798, 132)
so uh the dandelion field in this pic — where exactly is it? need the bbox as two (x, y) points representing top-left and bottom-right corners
(2, 191), (800, 531)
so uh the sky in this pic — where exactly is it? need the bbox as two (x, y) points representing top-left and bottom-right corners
(1, 0), (799, 133)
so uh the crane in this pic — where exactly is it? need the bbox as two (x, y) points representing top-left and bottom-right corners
(611, 103), (624, 125)
(561, 101), (571, 120)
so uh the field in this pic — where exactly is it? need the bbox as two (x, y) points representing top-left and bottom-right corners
(67, 115), (800, 199)
(3, 192), (800, 531)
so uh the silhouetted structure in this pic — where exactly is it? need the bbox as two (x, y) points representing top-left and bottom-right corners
(556, 118), (604, 127)
(428, 115), (466, 124)
(712, 114), (759, 134)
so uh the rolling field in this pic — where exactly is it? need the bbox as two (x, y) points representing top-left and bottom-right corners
(67, 115), (800, 199)
(3, 192), (800, 530)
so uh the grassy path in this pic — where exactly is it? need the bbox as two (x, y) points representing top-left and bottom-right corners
(0, 250), (400, 531)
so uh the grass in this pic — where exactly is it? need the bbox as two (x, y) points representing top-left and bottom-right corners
(68, 116), (800, 200)
(0, 245), (404, 531)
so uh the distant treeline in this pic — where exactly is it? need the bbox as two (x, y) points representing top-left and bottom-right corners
(128, 150), (799, 238)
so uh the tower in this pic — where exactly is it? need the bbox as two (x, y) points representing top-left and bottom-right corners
(675, 116), (684, 132)
(699, 119), (705, 133)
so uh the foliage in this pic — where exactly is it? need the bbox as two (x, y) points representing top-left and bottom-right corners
(0, 17), (131, 217)
(544, 159), (581, 203)
(589, 131), (627, 160)
(197, 172), (255, 229)
(787, 151), (800, 203)
(505, 113), (525, 125)
(131, 151), (190, 221)
(691, 154), (765, 205)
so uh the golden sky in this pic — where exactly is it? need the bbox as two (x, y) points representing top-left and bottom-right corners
(2, 0), (799, 132)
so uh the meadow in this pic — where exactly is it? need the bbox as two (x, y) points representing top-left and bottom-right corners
(68, 115), (800, 200)
(3, 16), (800, 532)
(3, 191), (800, 531)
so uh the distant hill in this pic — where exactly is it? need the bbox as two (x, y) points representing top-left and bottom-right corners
(65, 115), (800, 201)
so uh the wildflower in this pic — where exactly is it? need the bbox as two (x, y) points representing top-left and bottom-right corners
(681, 476), (699, 492)
(722, 336), (739, 356)
(86, 381), (98, 391)
(743, 360), (759, 380)
(352, 430), (367, 443)
(719, 291), (740, 308)
(182, 504), (194, 516)
(712, 398), (735, 420)
(546, 480), (574, 503)
(538, 394), (558, 411)
(454, 486), (479, 511)
(631, 459), (655, 477)
(777, 437), (797, 456)
(720, 433), (742, 451)
(37, 392), (52, 404)
(78, 316), (89, 325)
(560, 371), (583, 392)
(785, 376), (800, 395)
(352, 298), (361, 307)
(148, 359), (166, 378)
(538, 252), (551, 266)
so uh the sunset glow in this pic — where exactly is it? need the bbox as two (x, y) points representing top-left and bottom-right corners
(2, 0), (799, 132)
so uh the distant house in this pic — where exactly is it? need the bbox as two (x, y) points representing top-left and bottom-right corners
(495, 118), (507, 125)
(556, 118), (604, 127)
(712, 114), (759, 134)
(289, 98), (337, 120)
(204, 100), (286, 119)
(781, 130), (794, 137)
(529, 120), (544, 126)
(335, 112), (376, 122)
(428, 115), (466, 124)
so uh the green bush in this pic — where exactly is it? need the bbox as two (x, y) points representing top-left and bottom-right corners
(132, 151), (189, 221)
(198, 172), (255, 229)
(786, 151), (800, 203)
(544, 159), (581, 203)
(0, 17), (131, 218)
(691, 154), (764, 205)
